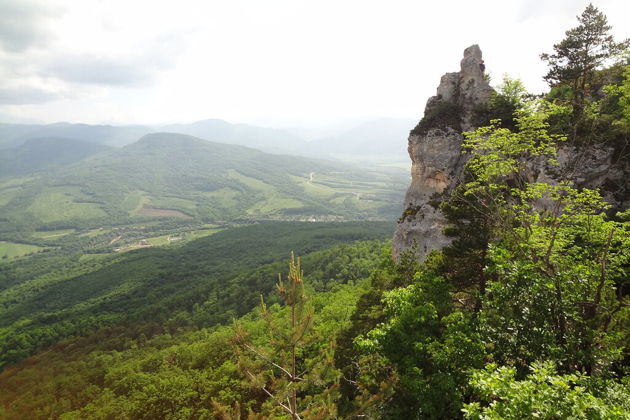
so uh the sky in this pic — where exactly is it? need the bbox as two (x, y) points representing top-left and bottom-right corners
(0, 0), (628, 128)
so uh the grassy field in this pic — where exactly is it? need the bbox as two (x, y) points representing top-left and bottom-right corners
(148, 196), (198, 214)
(27, 188), (107, 223)
(128, 192), (198, 218)
(105, 224), (225, 253)
(142, 226), (223, 246)
(143, 228), (222, 246)
(290, 174), (336, 197)
(122, 191), (148, 214)
(184, 225), (224, 240)
(0, 241), (46, 260)
(79, 227), (114, 238)
(0, 177), (38, 207)
(136, 205), (192, 218)
(0, 188), (19, 207)
(227, 169), (275, 191)
(31, 229), (75, 239)
(247, 196), (304, 215)
(200, 188), (240, 214)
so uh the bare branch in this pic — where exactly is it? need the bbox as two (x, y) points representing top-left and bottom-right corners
(243, 343), (296, 380)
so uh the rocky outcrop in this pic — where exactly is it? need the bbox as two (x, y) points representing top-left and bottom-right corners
(393, 45), (492, 261)
(544, 144), (630, 209)
(393, 45), (630, 262)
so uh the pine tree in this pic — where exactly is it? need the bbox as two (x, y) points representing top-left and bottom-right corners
(540, 3), (629, 139)
(234, 253), (323, 419)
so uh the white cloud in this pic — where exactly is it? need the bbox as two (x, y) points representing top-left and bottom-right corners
(0, 0), (61, 52)
(0, 0), (628, 125)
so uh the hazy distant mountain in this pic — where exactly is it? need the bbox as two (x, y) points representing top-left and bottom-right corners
(159, 119), (306, 154)
(304, 118), (415, 161)
(0, 123), (150, 149)
(281, 117), (375, 141)
(0, 137), (112, 177)
(0, 119), (306, 155)
(0, 117), (416, 163)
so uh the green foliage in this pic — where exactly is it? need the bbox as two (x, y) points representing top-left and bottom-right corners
(540, 4), (629, 143)
(604, 64), (630, 133)
(540, 4), (629, 95)
(463, 106), (630, 373)
(0, 240), (382, 419)
(472, 76), (528, 130)
(440, 180), (493, 298)
(480, 187), (630, 373)
(334, 248), (420, 417)
(463, 101), (567, 192)
(616, 65), (630, 121)
(553, 61), (630, 147)
(355, 256), (484, 419)
(0, 241), (46, 260)
(235, 254), (340, 419)
(463, 362), (630, 419)
(411, 101), (462, 136)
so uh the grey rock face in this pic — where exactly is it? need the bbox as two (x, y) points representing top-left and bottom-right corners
(393, 45), (630, 263)
(552, 145), (630, 210)
(393, 45), (492, 261)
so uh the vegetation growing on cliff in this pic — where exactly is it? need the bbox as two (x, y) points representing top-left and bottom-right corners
(410, 101), (462, 137)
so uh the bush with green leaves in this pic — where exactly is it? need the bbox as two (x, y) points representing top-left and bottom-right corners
(355, 256), (485, 419)
(463, 361), (630, 419)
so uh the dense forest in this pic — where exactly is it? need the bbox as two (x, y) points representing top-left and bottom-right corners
(1, 4), (629, 419)
(0, 222), (394, 370)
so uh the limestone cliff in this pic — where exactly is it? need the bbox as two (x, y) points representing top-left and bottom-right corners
(393, 45), (630, 262)
(393, 45), (492, 260)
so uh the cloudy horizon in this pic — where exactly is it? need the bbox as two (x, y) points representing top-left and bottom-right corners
(1, 0), (628, 129)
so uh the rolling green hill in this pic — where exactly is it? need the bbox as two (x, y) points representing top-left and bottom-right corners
(0, 133), (407, 235)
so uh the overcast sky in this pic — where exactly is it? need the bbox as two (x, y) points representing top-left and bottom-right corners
(0, 0), (628, 128)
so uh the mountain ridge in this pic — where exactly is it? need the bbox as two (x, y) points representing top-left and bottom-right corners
(0, 132), (408, 234)
(0, 118), (416, 164)
(0, 137), (112, 177)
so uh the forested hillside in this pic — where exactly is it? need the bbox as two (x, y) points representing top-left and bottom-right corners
(0, 221), (394, 370)
(0, 235), (394, 419)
